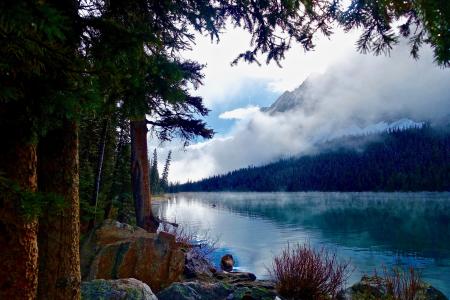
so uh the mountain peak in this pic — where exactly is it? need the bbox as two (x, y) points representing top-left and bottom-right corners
(261, 77), (312, 114)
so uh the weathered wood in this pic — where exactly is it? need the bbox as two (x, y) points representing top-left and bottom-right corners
(130, 118), (159, 232)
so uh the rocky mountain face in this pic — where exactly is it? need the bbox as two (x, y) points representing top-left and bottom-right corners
(261, 78), (312, 114)
(261, 77), (426, 139)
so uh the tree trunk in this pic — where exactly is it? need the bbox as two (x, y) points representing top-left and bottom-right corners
(0, 142), (39, 300)
(130, 118), (159, 232)
(88, 118), (109, 230)
(37, 121), (81, 300)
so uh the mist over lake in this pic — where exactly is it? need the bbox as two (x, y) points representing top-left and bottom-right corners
(154, 192), (450, 296)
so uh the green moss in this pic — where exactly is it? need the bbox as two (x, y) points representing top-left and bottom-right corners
(233, 287), (252, 299)
(81, 280), (112, 300)
(222, 282), (232, 289)
(124, 287), (142, 300)
(82, 279), (150, 300)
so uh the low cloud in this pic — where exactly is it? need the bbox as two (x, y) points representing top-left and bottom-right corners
(219, 105), (260, 120)
(161, 42), (450, 183)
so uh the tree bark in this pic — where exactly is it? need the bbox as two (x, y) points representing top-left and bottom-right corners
(37, 121), (81, 300)
(0, 142), (39, 300)
(130, 118), (159, 232)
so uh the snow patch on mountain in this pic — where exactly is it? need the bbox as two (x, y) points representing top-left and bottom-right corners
(261, 77), (427, 143)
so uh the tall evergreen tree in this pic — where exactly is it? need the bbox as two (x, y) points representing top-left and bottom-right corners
(102, 114), (132, 222)
(150, 149), (160, 195)
(34, 0), (86, 297)
(88, 118), (109, 230)
(160, 151), (172, 192)
(0, 1), (90, 298)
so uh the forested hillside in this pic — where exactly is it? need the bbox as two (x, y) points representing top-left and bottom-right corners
(174, 126), (450, 192)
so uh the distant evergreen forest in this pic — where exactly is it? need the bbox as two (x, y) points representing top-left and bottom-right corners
(173, 126), (450, 192)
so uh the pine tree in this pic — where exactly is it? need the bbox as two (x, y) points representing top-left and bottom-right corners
(160, 151), (172, 192)
(0, 1), (89, 298)
(150, 149), (160, 195)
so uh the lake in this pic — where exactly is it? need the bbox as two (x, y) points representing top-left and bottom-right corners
(153, 192), (450, 296)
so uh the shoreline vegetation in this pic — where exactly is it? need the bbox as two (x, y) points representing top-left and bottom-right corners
(80, 219), (448, 300)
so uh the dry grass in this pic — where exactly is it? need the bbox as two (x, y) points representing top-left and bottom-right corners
(160, 221), (194, 244)
(269, 243), (352, 300)
(160, 222), (217, 259)
(375, 266), (422, 300)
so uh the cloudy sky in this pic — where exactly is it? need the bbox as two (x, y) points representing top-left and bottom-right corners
(150, 26), (450, 183)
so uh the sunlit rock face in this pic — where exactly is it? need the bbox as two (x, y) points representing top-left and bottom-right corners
(81, 220), (185, 292)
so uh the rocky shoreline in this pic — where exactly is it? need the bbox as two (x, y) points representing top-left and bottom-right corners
(80, 220), (448, 300)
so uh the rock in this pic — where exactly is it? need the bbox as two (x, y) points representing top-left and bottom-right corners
(157, 280), (279, 300)
(184, 250), (216, 278)
(81, 219), (186, 292)
(228, 285), (278, 300)
(157, 281), (231, 300)
(337, 275), (448, 300)
(214, 271), (257, 283)
(337, 275), (385, 300)
(226, 279), (278, 300)
(81, 278), (158, 300)
(423, 285), (448, 300)
(221, 254), (234, 272)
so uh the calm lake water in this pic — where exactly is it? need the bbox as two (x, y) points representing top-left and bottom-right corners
(153, 192), (450, 296)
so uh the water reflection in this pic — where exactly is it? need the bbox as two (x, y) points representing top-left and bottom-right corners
(153, 192), (450, 296)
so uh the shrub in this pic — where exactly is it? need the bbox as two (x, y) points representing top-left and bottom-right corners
(269, 243), (351, 300)
(377, 266), (422, 300)
(160, 222), (217, 259)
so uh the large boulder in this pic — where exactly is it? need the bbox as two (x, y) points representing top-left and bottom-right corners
(157, 281), (231, 300)
(81, 278), (158, 300)
(81, 220), (186, 292)
(157, 278), (279, 300)
(338, 275), (448, 300)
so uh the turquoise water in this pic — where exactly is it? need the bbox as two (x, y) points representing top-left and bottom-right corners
(154, 192), (450, 295)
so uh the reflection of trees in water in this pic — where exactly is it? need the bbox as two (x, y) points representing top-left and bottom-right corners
(175, 193), (450, 259)
(313, 207), (450, 258)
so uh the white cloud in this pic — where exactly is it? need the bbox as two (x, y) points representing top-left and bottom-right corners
(219, 105), (260, 120)
(164, 42), (450, 183)
(182, 26), (360, 108)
